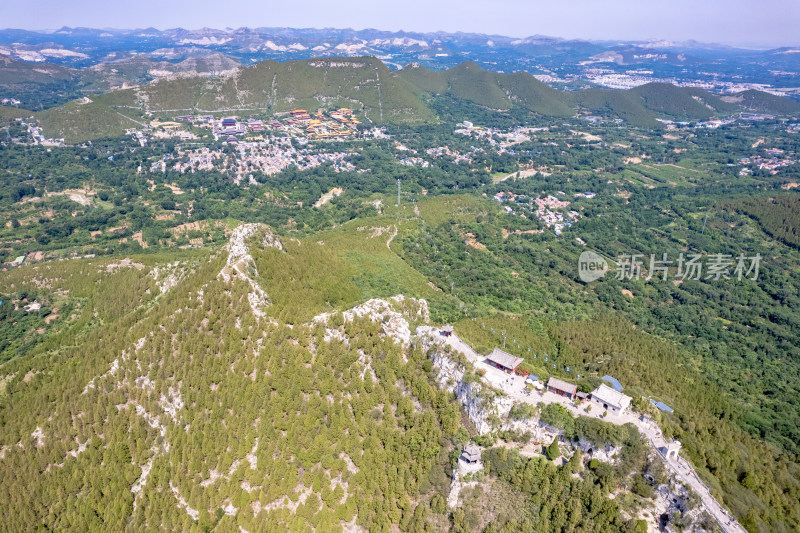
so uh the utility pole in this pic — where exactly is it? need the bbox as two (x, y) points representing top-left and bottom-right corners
(701, 212), (708, 234)
(396, 178), (401, 206)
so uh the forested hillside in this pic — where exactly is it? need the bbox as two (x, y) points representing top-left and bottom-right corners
(2, 60), (800, 531)
(15, 56), (800, 142)
(730, 194), (800, 249)
(0, 228), (458, 531)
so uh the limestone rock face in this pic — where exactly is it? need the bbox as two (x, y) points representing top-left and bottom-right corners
(218, 223), (279, 318)
(577, 437), (619, 464)
(426, 345), (507, 435)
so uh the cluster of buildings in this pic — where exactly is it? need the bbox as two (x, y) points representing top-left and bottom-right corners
(655, 117), (738, 130)
(533, 195), (581, 235)
(170, 108), (360, 141)
(125, 128), (148, 146)
(694, 118), (736, 129)
(151, 137), (355, 179)
(454, 123), (540, 148)
(10, 118), (64, 146)
(483, 346), (641, 416)
(580, 68), (792, 97)
(739, 113), (776, 121)
(545, 376), (633, 415)
(491, 191), (528, 216)
(425, 146), (473, 164)
(492, 190), (589, 236)
(454, 123), (496, 139)
(738, 148), (796, 175)
(398, 156), (430, 167)
(283, 108), (360, 139)
(1, 97), (21, 106)
(584, 71), (660, 90)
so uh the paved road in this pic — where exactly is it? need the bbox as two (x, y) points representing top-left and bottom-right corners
(428, 329), (746, 533)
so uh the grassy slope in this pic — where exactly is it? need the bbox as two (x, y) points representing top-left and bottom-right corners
(442, 62), (512, 111)
(631, 83), (738, 121)
(0, 106), (33, 122)
(495, 72), (573, 117)
(393, 63), (448, 95)
(36, 91), (143, 143)
(0, 54), (78, 86)
(571, 88), (661, 127)
(140, 56), (434, 122)
(397, 61), (574, 116)
(399, 62), (753, 125)
(734, 89), (800, 115)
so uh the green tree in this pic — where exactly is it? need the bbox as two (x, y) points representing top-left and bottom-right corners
(546, 438), (560, 460)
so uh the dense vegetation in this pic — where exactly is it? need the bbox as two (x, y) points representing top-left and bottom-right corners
(730, 194), (800, 249)
(1, 75), (800, 531)
(0, 246), (464, 531)
(2, 54), (796, 142)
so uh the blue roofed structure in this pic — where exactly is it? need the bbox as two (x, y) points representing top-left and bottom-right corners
(650, 399), (674, 413)
(601, 375), (623, 392)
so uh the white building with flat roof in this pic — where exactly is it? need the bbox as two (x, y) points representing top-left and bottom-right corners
(590, 383), (632, 414)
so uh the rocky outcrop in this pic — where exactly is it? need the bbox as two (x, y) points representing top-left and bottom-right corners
(219, 223), (281, 318)
(422, 335), (511, 435)
(315, 296), (429, 347)
(576, 437), (619, 464)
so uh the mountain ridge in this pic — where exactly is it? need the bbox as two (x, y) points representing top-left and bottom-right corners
(25, 55), (800, 142)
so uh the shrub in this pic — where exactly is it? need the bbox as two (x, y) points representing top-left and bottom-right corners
(509, 403), (537, 420)
(630, 474), (654, 499)
(430, 493), (447, 514)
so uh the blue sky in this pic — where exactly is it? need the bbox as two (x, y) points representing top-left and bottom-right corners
(2, 0), (799, 48)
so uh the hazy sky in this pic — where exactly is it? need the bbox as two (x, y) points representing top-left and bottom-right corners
(2, 0), (799, 48)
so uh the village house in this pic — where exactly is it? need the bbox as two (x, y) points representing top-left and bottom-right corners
(486, 348), (523, 374)
(546, 377), (577, 399)
(590, 383), (632, 415)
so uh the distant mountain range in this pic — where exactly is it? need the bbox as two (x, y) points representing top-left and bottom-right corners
(0, 52), (240, 108)
(2, 26), (800, 76)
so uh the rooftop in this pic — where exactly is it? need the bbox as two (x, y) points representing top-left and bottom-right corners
(651, 399), (674, 413)
(547, 377), (577, 395)
(601, 375), (623, 392)
(462, 443), (481, 462)
(487, 348), (523, 370)
(591, 383), (632, 410)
